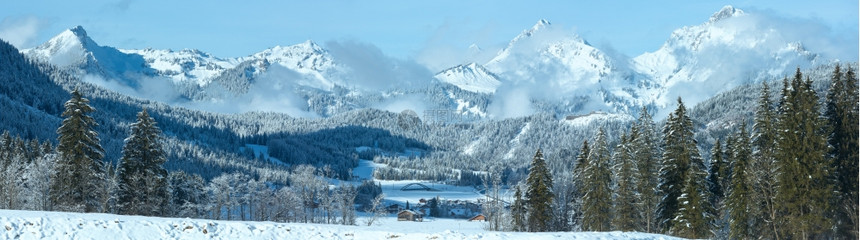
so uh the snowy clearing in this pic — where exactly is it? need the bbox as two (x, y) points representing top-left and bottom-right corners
(0, 210), (684, 240)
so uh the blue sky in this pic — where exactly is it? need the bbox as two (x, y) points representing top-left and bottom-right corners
(1, 0), (857, 61)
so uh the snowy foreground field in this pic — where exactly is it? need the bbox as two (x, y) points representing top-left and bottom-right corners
(1, 210), (683, 240)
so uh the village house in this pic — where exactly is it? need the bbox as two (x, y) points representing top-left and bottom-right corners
(468, 214), (486, 222)
(397, 210), (423, 222)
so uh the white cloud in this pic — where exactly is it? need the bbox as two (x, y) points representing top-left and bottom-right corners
(414, 22), (503, 72)
(82, 74), (183, 104)
(487, 85), (533, 119)
(0, 16), (47, 49)
(177, 65), (319, 118)
(325, 40), (433, 92)
(373, 93), (429, 118)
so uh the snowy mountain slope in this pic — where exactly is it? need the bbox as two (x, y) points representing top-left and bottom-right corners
(241, 41), (338, 91)
(485, 19), (614, 92)
(23, 27), (339, 92)
(434, 63), (501, 94)
(22, 26), (158, 87)
(633, 5), (824, 109)
(486, 19), (551, 67)
(118, 48), (239, 86)
(0, 210), (684, 240)
(20, 5), (840, 119)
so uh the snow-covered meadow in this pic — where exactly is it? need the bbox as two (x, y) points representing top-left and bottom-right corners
(1, 209), (684, 240)
(0, 146), (683, 239)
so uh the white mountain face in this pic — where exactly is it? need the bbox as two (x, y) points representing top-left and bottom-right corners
(22, 5), (834, 118)
(434, 63), (500, 94)
(480, 19), (645, 115)
(117, 48), (239, 86)
(485, 19), (614, 92)
(633, 5), (824, 109)
(241, 41), (338, 90)
(24, 26), (338, 91)
(23, 26), (92, 67)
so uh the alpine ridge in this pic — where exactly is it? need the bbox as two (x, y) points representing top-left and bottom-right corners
(21, 5), (836, 119)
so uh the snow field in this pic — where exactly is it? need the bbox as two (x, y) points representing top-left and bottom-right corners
(1, 210), (684, 240)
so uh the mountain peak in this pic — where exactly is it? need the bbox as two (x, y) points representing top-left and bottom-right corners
(709, 5), (744, 23)
(301, 39), (319, 47)
(292, 40), (325, 54)
(53, 25), (91, 45)
(69, 25), (88, 37)
(534, 19), (551, 29)
(529, 19), (551, 33)
(507, 19), (552, 45)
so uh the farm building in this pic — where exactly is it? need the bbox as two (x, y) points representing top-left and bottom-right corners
(397, 210), (423, 222)
(468, 214), (486, 222)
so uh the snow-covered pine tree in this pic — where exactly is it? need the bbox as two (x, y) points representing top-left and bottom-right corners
(612, 132), (639, 231)
(706, 139), (725, 208)
(750, 80), (780, 239)
(632, 107), (661, 233)
(775, 69), (834, 239)
(657, 98), (695, 232)
(707, 138), (729, 238)
(51, 89), (106, 213)
(581, 128), (612, 231)
(670, 146), (713, 239)
(117, 109), (168, 216)
(727, 124), (752, 239)
(825, 65), (859, 238)
(526, 148), (553, 232)
(570, 140), (589, 231)
(669, 109), (713, 238)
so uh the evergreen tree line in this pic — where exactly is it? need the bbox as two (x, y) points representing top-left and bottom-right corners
(505, 66), (857, 239)
(0, 89), (362, 226)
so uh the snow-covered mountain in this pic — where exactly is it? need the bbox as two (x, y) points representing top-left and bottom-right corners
(24, 26), (339, 92)
(484, 19), (615, 92)
(633, 5), (824, 108)
(22, 5), (836, 118)
(116, 48), (238, 86)
(434, 63), (500, 94)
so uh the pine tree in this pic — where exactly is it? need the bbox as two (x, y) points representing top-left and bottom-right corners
(571, 140), (589, 230)
(581, 128), (612, 231)
(51, 89), (106, 213)
(727, 124), (753, 239)
(706, 139), (725, 207)
(511, 186), (527, 232)
(117, 109), (169, 216)
(750, 80), (780, 239)
(670, 149), (713, 239)
(775, 69), (834, 239)
(707, 138), (729, 238)
(612, 133), (639, 231)
(526, 148), (554, 232)
(657, 98), (696, 232)
(826, 65), (859, 238)
(429, 196), (440, 217)
(633, 107), (661, 233)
